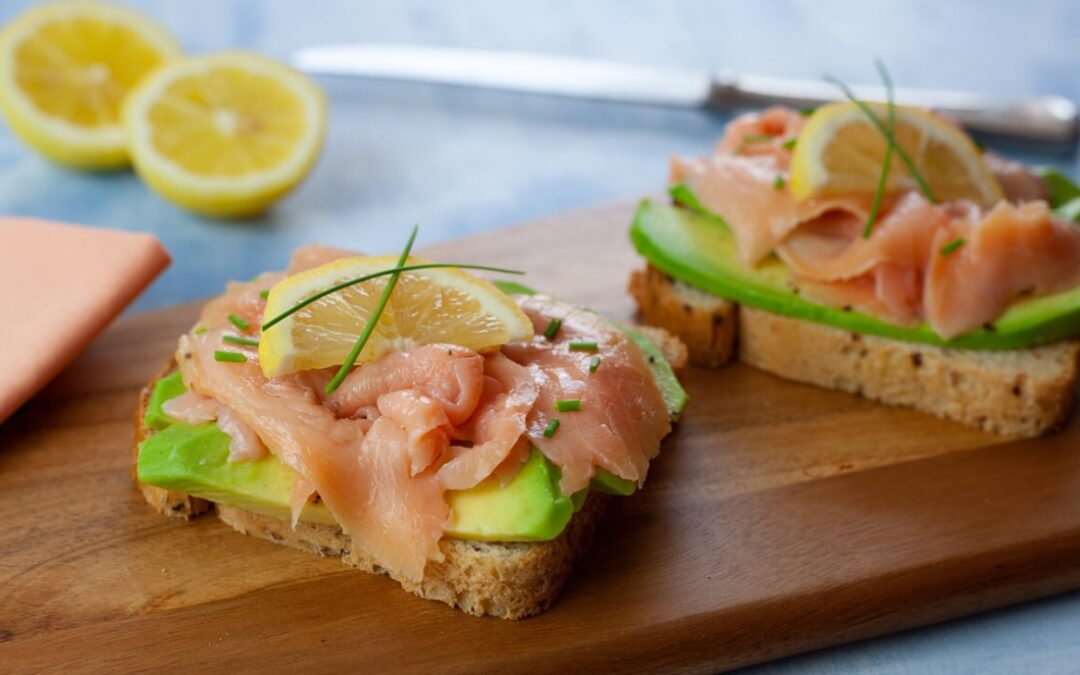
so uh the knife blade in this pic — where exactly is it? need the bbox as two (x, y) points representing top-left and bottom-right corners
(292, 44), (1078, 152)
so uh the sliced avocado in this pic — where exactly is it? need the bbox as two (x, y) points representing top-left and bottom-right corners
(591, 468), (637, 496)
(1038, 167), (1080, 217)
(445, 448), (574, 541)
(492, 280), (689, 421)
(620, 325), (689, 421)
(144, 371), (188, 431)
(138, 376), (579, 541)
(138, 421), (338, 525)
(631, 197), (1080, 350)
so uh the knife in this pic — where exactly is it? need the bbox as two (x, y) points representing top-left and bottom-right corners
(292, 44), (1078, 152)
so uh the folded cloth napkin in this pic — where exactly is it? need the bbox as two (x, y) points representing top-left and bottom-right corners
(0, 218), (170, 424)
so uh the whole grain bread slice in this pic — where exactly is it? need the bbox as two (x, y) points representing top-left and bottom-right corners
(135, 332), (696, 620)
(630, 263), (1080, 437)
(628, 264), (737, 368)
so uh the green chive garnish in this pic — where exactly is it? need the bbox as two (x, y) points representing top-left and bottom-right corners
(824, 71), (937, 204)
(940, 238), (966, 256)
(543, 419), (560, 438)
(259, 289), (270, 300)
(863, 58), (896, 239)
(741, 133), (774, 144)
(193, 326), (208, 335)
(773, 175), (786, 190)
(261, 261), (524, 332)
(568, 341), (598, 352)
(799, 107), (816, 116)
(223, 335), (259, 347)
(554, 399), (582, 412)
(782, 138), (797, 150)
(214, 350), (247, 363)
(543, 318), (562, 340)
(227, 313), (250, 331)
(589, 355), (601, 373)
(324, 226), (419, 394)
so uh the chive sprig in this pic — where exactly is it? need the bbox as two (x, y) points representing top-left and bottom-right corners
(223, 335), (259, 347)
(543, 419), (560, 438)
(862, 59), (896, 238)
(323, 226), (418, 394)
(227, 313), (250, 331)
(940, 237), (966, 256)
(554, 399), (582, 412)
(824, 69), (937, 205)
(261, 261), (524, 332)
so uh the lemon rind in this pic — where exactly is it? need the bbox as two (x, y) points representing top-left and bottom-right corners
(259, 255), (534, 378)
(790, 102), (1002, 206)
(0, 1), (181, 168)
(123, 51), (326, 215)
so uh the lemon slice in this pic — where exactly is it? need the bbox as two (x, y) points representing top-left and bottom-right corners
(0, 1), (180, 169)
(123, 52), (326, 217)
(789, 102), (1002, 206)
(260, 256), (534, 377)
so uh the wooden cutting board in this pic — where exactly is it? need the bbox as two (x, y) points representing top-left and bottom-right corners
(3, 201), (1080, 673)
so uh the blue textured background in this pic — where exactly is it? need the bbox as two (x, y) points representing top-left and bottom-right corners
(2, 1), (1079, 671)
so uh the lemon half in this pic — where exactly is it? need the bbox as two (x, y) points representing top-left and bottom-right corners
(0, 1), (180, 169)
(123, 52), (326, 217)
(260, 256), (534, 377)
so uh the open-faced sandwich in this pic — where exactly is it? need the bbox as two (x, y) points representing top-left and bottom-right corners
(629, 99), (1080, 436)
(134, 237), (687, 619)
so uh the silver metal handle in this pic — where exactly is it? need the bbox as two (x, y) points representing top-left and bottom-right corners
(710, 71), (1079, 152)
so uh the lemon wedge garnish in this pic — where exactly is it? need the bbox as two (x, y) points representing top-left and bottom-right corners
(0, 1), (180, 169)
(259, 256), (534, 377)
(123, 52), (326, 217)
(789, 101), (1002, 206)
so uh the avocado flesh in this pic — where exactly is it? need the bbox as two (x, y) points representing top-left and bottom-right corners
(1037, 167), (1080, 223)
(444, 448), (574, 541)
(138, 420), (339, 526)
(631, 196), (1080, 350)
(137, 369), (647, 541)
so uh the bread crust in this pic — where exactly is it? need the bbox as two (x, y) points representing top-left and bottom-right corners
(738, 306), (1080, 437)
(133, 364), (608, 620)
(629, 265), (737, 368)
(629, 263), (1080, 437)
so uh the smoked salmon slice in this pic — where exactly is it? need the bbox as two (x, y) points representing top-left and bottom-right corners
(502, 295), (671, 495)
(672, 107), (1080, 340)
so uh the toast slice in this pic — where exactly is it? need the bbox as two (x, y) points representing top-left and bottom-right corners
(630, 264), (1080, 437)
(133, 320), (689, 619)
(628, 265), (737, 368)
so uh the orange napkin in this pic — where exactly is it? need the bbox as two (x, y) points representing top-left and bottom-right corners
(0, 217), (170, 424)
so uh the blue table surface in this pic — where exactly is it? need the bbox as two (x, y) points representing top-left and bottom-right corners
(3, 0), (1080, 671)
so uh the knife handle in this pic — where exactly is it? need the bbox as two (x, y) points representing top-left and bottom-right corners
(709, 72), (1079, 153)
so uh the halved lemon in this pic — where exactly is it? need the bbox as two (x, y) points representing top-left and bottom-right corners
(0, 1), (180, 169)
(260, 256), (534, 377)
(123, 52), (326, 217)
(789, 102), (1002, 206)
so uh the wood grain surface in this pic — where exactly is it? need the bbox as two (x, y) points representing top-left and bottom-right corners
(3, 201), (1080, 674)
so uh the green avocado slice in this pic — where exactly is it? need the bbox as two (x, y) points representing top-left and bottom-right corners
(631, 192), (1080, 350)
(138, 373), (578, 541)
(1037, 167), (1080, 223)
(444, 447), (574, 541)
